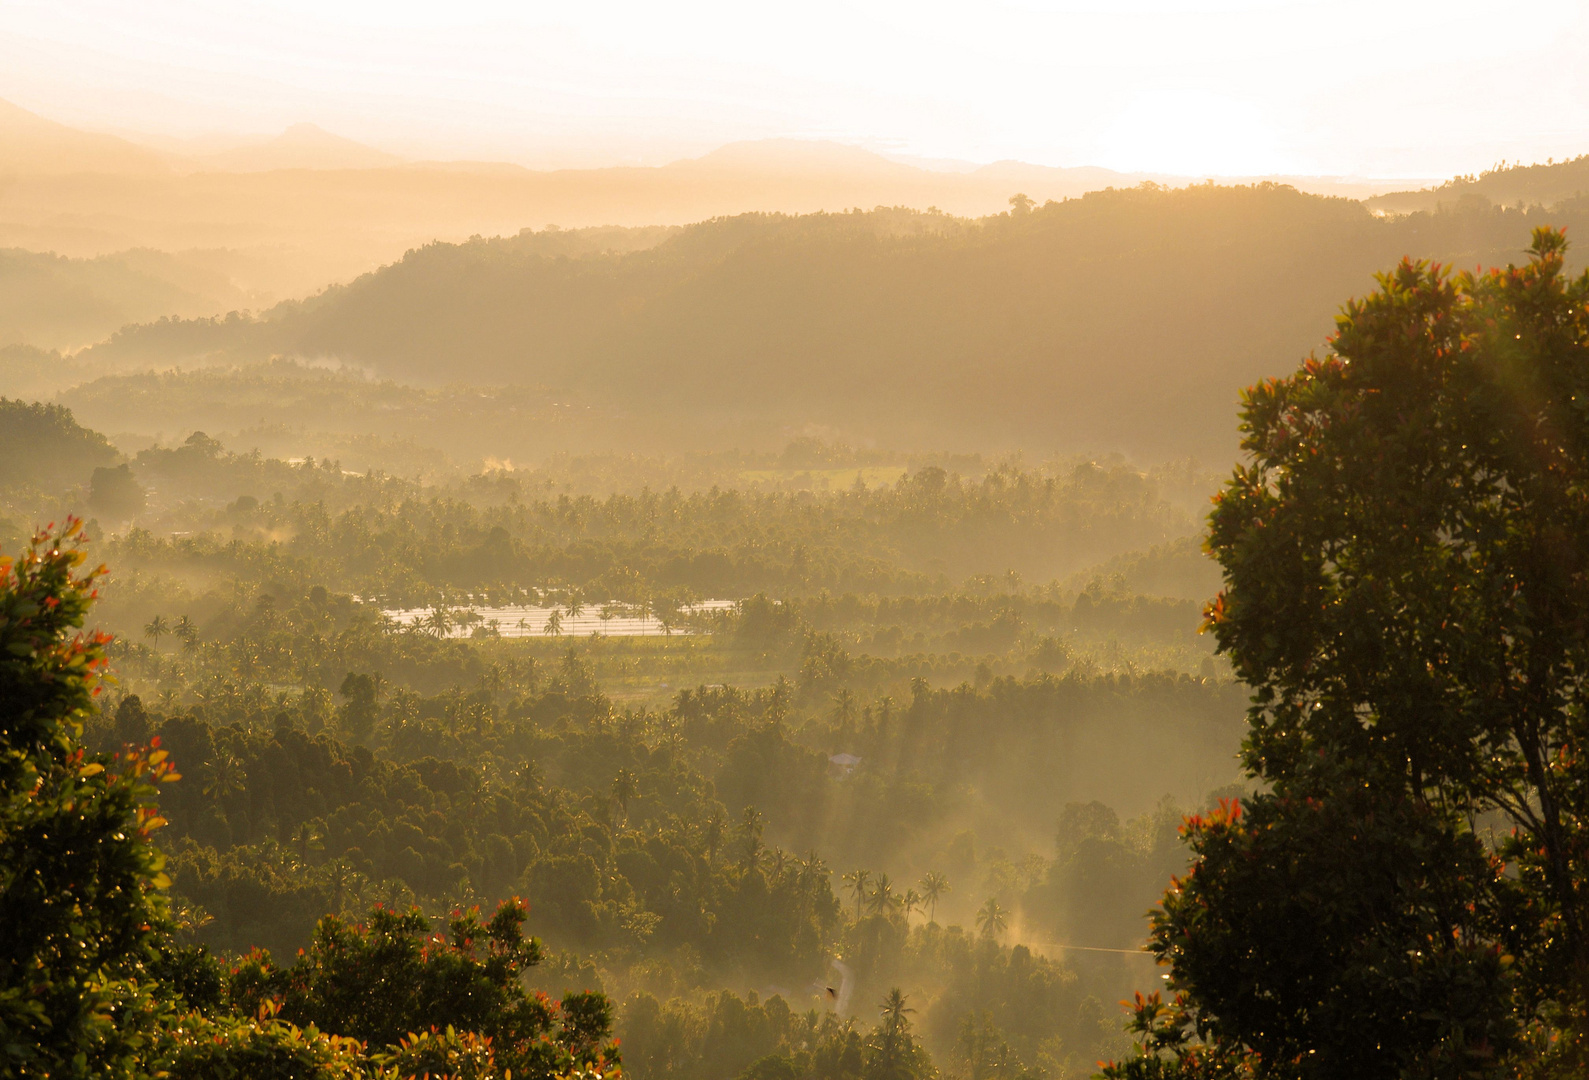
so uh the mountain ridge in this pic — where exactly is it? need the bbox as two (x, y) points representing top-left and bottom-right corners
(0, 98), (174, 175)
(76, 186), (1589, 462)
(195, 122), (405, 172)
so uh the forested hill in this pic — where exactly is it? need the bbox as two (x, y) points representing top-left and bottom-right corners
(87, 184), (1589, 460)
(0, 247), (254, 351)
(1367, 154), (1589, 215)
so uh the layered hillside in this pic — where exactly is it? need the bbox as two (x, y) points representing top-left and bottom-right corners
(85, 184), (1589, 460)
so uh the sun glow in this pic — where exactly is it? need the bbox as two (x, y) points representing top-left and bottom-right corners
(2, 0), (1587, 176)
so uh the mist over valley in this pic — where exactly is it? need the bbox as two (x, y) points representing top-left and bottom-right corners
(5, 11), (1589, 1075)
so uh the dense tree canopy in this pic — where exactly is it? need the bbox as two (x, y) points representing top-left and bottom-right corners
(0, 310), (1246, 1079)
(1109, 229), (1589, 1077)
(0, 399), (117, 490)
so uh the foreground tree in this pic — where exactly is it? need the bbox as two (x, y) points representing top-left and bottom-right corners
(0, 521), (179, 1076)
(1108, 229), (1589, 1078)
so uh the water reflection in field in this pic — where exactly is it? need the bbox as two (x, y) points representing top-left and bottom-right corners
(381, 600), (736, 638)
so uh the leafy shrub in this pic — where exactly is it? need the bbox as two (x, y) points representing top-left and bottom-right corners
(162, 1002), (365, 1080)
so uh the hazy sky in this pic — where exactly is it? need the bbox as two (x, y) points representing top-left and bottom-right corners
(5, 0), (1587, 178)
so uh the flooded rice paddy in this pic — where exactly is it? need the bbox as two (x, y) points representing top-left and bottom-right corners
(381, 600), (737, 638)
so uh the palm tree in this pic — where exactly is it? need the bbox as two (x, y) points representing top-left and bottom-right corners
(704, 811), (725, 865)
(919, 871), (949, 924)
(323, 858), (355, 916)
(842, 868), (872, 919)
(879, 988), (915, 1031)
(663, 723), (686, 755)
(290, 820), (324, 867)
(204, 753), (247, 801)
(610, 767), (638, 825)
(168, 894), (214, 937)
(650, 597), (679, 636)
(443, 875), (481, 915)
(566, 592), (585, 619)
(174, 614), (197, 649)
(876, 989), (916, 1069)
(143, 614), (169, 650)
(377, 878), (415, 910)
(738, 806), (764, 869)
(424, 606), (453, 638)
(869, 873), (896, 916)
(876, 696), (895, 730)
(768, 848), (789, 880)
(342, 868), (376, 917)
(975, 897), (1008, 940)
(901, 888), (921, 922)
(544, 609), (563, 636)
(232, 638), (262, 681)
(241, 681), (268, 712)
(832, 687), (856, 728)
(801, 849), (828, 882)
(511, 759), (543, 790)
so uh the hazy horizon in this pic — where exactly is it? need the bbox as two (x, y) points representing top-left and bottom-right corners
(7, 0), (1587, 178)
(0, 91), (1443, 191)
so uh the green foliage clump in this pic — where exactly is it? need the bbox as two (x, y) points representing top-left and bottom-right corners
(230, 900), (618, 1080)
(161, 1003), (365, 1080)
(375, 1025), (501, 1080)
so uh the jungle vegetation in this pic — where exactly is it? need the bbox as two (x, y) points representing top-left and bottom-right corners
(13, 163), (1589, 1078)
(0, 380), (1242, 1078)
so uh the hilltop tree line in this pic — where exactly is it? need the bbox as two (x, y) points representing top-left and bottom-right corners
(79, 186), (1589, 460)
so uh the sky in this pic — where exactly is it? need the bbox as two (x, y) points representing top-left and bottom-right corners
(4, 0), (1588, 178)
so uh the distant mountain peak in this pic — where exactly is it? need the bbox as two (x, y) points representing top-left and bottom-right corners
(0, 97), (49, 127)
(199, 122), (403, 172)
(0, 97), (174, 175)
(673, 139), (913, 174)
(274, 121), (370, 147)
